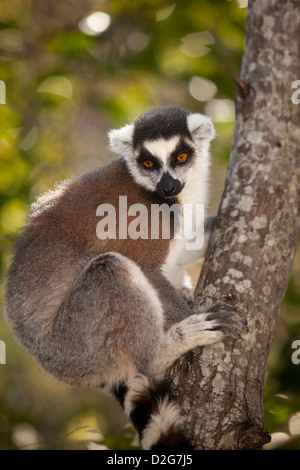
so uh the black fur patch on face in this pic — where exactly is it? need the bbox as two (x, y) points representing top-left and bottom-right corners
(133, 106), (191, 149)
(169, 138), (195, 169)
(137, 147), (161, 171)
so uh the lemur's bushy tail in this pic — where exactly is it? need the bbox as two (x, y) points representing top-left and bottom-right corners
(112, 374), (194, 451)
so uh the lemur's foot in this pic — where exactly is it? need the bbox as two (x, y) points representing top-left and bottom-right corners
(192, 296), (248, 340)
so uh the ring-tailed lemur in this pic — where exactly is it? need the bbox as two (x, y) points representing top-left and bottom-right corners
(5, 106), (248, 450)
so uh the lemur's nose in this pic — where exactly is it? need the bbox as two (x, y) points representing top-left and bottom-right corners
(161, 184), (176, 196)
(156, 172), (184, 198)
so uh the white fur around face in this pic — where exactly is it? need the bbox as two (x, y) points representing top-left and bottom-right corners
(109, 123), (157, 191)
(126, 157), (157, 192)
(108, 124), (134, 158)
(187, 113), (215, 142)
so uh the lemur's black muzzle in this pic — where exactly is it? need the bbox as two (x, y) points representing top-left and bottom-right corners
(156, 172), (184, 198)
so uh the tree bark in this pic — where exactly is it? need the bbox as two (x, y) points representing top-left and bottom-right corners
(168, 0), (300, 449)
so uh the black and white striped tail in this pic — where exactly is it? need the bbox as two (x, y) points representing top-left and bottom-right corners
(112, 374), (194, 451)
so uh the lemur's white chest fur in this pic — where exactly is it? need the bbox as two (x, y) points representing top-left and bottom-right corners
(162, 153), (210, 289)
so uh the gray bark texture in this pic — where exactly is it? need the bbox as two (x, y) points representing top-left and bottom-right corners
(167, 0), (300, 450)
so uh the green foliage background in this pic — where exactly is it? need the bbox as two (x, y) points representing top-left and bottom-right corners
(0, 0), (299, 450)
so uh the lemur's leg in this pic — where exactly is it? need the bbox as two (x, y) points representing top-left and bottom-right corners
(39, 252), (165, 387)
(40, 252), (247, 386)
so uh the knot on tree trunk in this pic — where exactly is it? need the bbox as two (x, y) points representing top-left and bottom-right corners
(238, 422), (271, 450)
(217, 422), (271, 450)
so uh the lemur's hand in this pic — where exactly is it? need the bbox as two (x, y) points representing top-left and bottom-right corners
(192, 296), (249, 340)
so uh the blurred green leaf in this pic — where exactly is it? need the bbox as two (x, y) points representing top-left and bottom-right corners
(99, 428), (141, 450)
(48, 31), (97, 56)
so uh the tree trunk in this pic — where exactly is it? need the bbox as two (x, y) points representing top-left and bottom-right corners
(167, 0), (300, 450)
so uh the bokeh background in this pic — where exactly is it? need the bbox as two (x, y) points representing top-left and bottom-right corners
(0, 0), (299, 450)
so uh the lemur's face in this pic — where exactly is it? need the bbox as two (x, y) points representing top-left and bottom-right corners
(134, 135), (193, 198)
(109, 106), (215, 199)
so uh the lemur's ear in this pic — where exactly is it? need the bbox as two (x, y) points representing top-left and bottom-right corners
(108, 124), (134, 157)
(187, 113), (216, 142)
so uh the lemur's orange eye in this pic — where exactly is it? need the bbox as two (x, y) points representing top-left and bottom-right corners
(177, 153), (188, 163)
(144, 160), (154, 168)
